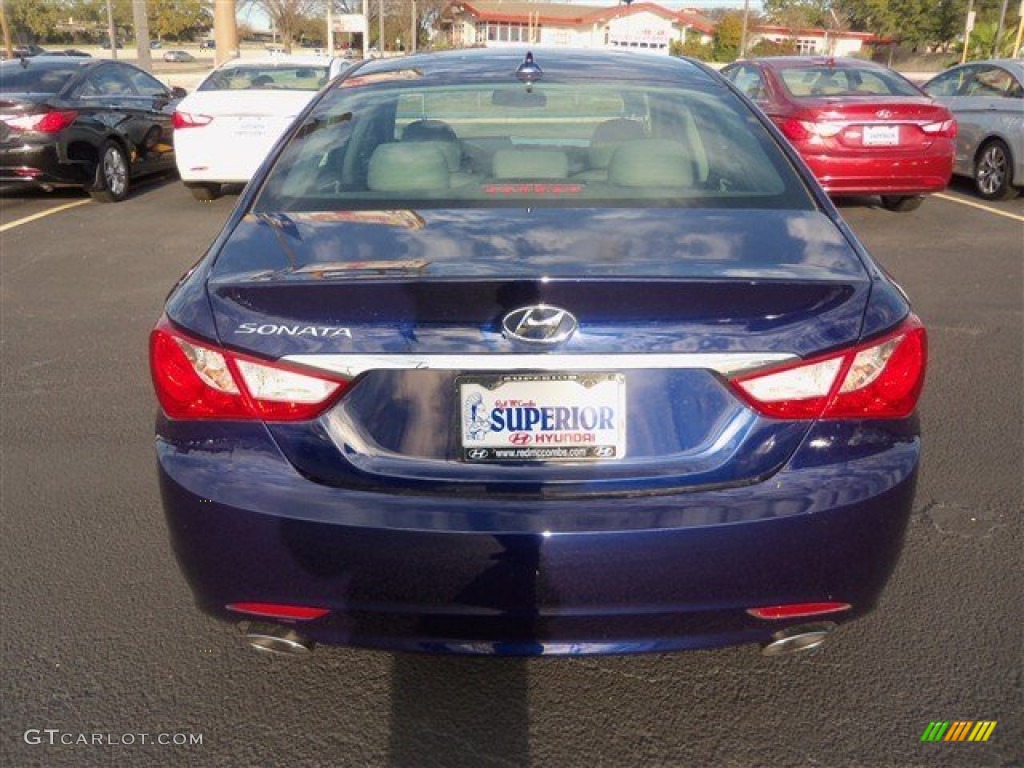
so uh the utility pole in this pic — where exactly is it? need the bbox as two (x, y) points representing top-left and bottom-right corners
(739, 0), (750, 58)
(0, 0), (14, 61)
(213, 0), (237, 66)
(379, 0), (384, 55)
(363, 0), (369, 58)
(411, 0), (417, 52)
(994, 0), (1010, 57)
(106, 0), (118, 59)
(1014, 0), (1023, 58)
(132, 0), (152, 72)
(327, 1), (335, 54)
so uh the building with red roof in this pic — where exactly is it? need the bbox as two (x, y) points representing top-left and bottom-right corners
(439, 1), (715, 55)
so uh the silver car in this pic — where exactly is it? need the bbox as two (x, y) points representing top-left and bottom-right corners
(922, 59), (1023, 201)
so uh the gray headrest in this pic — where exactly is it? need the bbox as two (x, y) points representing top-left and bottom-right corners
(367, 143), (450, 192)
(608, 139), (694, 188)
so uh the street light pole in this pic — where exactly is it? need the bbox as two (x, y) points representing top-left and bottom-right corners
(961, 0), (975, 64)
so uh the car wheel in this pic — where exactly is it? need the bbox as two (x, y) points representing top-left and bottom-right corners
(88, 141), (130, 203)
(187, 182), (222, 202)
(879, 195), (924, 212)
(974, 139), (1018, 201)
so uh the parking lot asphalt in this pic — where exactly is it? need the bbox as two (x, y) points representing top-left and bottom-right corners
(1, 178), (1021, 768)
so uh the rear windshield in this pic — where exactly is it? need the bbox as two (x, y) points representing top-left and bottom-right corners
(0, 63), (79, 93)
(199, 65), (330, 92)
(253, 76), (814, 212)
(778, 66), (922, 97)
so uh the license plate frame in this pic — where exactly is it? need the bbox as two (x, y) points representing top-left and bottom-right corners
(458, 372), (626, 463)
(863, 124), (900, 146)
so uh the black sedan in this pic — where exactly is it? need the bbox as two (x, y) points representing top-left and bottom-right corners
(0, 57), (182, 201)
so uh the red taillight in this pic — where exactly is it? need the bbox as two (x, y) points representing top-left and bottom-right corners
(773, 117), (842, 144)
(921, 118), (957, 139)
(226, 602), (330, 621)
(5, 109), (78, 133)
(730, 315), (927, 420)
(775, 117), (812, 142)
(172, 110), (213, 129)
(747, 602), (852, 620)
(149, 316), (348, 421)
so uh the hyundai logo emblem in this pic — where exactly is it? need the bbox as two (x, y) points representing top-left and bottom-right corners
(502, 305), (578, 345)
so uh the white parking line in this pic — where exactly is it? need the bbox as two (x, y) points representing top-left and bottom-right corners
(0, 199), (92, 233)
(934, 193), (1024, 223)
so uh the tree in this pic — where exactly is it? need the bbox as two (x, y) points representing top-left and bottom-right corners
(241, 0), (326, 52)
(149, 0), (210, 41)
(763, 0), (830, 28)
(713, 10), (743, 61)
(964, 19), (1017, 58)
(5, 0), (70, 42)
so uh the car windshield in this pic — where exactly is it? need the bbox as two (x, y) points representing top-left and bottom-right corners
(199, 65), (329, 92)
(777, 66), (922, 97)
(254, 76), (813, 211)
(0, 63), (79, 93)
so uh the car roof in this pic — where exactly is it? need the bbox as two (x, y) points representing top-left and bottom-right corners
(344, 47), (716, 86)
(1, 56), (94, 70)
(962, 59), (1023, 76)
(217, 55), (340, 69)
(741, 56), (888, 71)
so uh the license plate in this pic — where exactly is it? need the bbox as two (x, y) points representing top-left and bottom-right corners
(863, 125), (899, 146)
(458, 372), (626, 462)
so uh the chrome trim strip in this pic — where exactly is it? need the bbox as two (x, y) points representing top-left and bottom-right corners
(281, 352), (797, 378)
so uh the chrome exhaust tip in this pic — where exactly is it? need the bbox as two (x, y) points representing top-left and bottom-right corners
(241, 624), (314, 656)
(761, 622), (835, 657)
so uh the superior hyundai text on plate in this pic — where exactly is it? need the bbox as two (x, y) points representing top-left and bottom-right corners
(150, 49), (927, 657)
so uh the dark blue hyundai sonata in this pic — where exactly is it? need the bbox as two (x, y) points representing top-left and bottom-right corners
(150, 48), (927, 657)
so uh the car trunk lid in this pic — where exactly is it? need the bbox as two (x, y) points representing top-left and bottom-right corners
(196, 207), (872, 496)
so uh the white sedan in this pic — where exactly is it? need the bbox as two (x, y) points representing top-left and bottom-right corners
(172, 55), (351, 200)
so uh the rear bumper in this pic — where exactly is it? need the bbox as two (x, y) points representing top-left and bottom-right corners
(173, 130), (267, 184)
(0, 143), (90, 187)
(801, 146), (953, 196)
(157, 419), (919, 655)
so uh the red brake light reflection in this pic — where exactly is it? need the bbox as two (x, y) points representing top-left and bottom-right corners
(747, 602), (852, 620)
(226, 603), (330, 621)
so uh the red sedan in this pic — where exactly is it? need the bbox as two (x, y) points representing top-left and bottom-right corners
(722, 57), (956, 211)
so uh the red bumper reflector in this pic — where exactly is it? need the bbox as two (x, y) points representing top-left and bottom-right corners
(226, 602), (330, 621)
(747, 602), (852, 620)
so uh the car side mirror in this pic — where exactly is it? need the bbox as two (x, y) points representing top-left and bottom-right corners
(170, 86), (187, 99)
